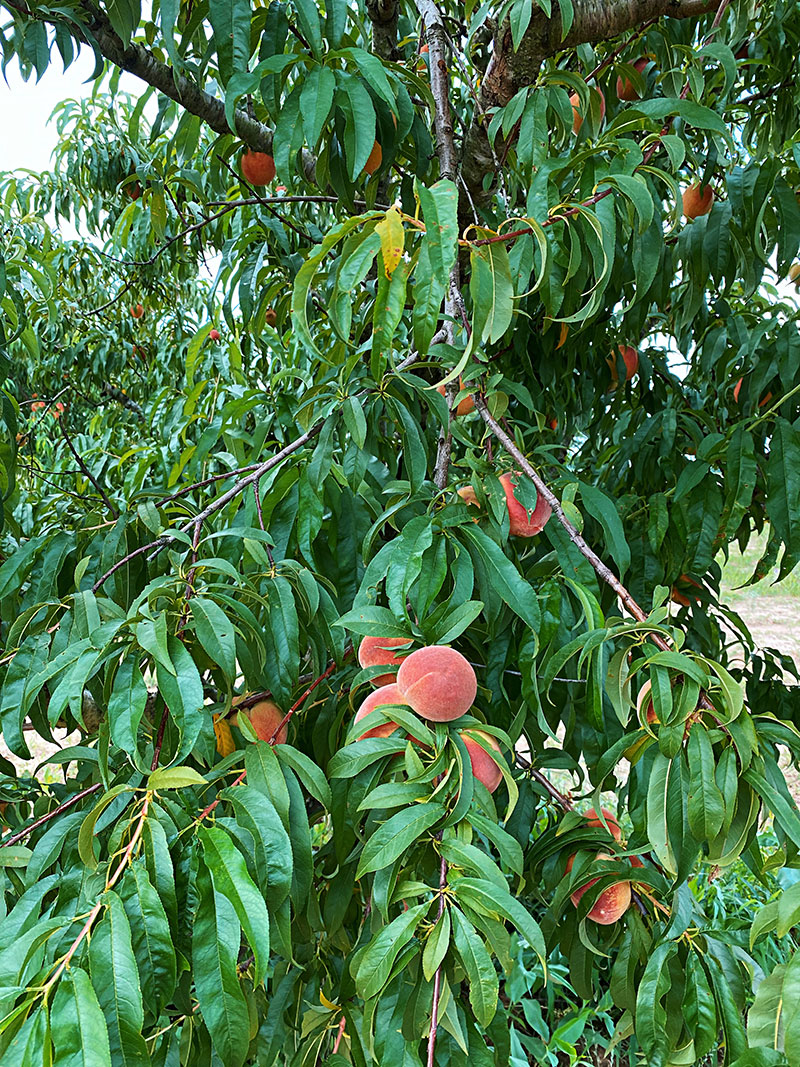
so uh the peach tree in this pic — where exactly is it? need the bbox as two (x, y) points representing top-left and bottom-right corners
(0, 0), (799, 1064)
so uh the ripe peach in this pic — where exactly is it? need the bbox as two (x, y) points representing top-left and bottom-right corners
(437, 377), (475, 415)
(396, 645), (477, 722)
(234, 698), (287, 744)
(607, 344), (639, 385)
(616, 57), (649, 101)
(241, 151), (276, 186)
(460, 729), (502, 792)
(682, 183), (714, 219)
(126, 180), (142, 200)
(584, 807), (622, 842)
(549, 417), (558, 431)
(789, 263), (800, 284)
(566, 852), (632, 924)
(358, 635), (411, 687)
(131, 303), (144, 319)
(364, 141), (383, 176)
(569, 88), (606, 134)
(354, 683), (408, 740)
(265, 307), (278, 328)
(670, 574), (701, 607)
(419, 43), (429, 54)
(499, 472), (552, 537)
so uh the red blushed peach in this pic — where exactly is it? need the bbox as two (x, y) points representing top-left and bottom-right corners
(682, 183), (714, 219)
(354, 684), (408, 740)
(234, 698), (287, 744)
(358, 636), (411, 687)
(396, 645), (477, 722)
(616, 57), (649, 101)
(607, 344), (639, 386)
(241, 151), (276, 186)
(437, 377), (475, 416)
(566, 852), (632, 924)
(499, 472), (552, 537)
(460, 729), (503, 792)
(584, 807), (622, 842)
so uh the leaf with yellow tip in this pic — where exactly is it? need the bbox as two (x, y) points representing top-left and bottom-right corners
(319, 991), (340, 1011)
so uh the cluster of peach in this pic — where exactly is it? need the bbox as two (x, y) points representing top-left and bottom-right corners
(568, 808), (644, 924)
(458, 471), (552, 538)
(356, 638), (504, 792)
(567, 59), (714, 220)
(30, 394), (65, 418)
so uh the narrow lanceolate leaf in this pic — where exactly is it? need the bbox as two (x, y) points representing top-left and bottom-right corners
(422, 907), (451, 982)
(783, 951), (800, 1062)
(635, 942), (677, 1063)
(470, 237), (514, 345)
(189, 598), (236, 682)
(747, 962), (786, 1051)
(222, 785), (293, 905)
(118, 865), (176, 1018)
(192, 863), (250, 1067)
(208, 0), (251, 84)
(356, 803), (444, 878)
(450, 906), (499, 1027)
(355, 902), (429, 999)
(198, 826), (270, 985)
(375, 207), (405, 278)
(0, 1006), (48, 1066)
(51, 968), (112, 1067)
(451, 878), (546, 969)
(89, 891), (149, 1067)
(154, 637), (204, 762)
(687, 725), (726, 841)
(646, 752), (681, 875)
(108, 655), (148, 766)
(461, 526), (541, 633)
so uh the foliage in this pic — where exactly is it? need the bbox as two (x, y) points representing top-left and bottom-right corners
(0, 0), (799, 1064)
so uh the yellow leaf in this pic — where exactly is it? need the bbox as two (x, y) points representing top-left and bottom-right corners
(319, 991), (340, 1012)
(213, 714), (236, 758)
(376, 206), (405, 279)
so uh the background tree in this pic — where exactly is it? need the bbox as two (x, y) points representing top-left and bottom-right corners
(0, 0), (799, 1064)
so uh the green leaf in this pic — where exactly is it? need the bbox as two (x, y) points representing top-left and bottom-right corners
(292, 0), (324, 57)
(274, 744), (332, 809)
(89, 891), (148, 1067)
(687, 726), (726, 841)
(154, 638), (204, 762)
(646, 752), (682, 875)
(470, 237), (514, 345)
(356, 803), (444, 878)
(148, 766), (206, 791)
(338, 73), (376, 181)
(208, 0), (251, 85)
(108, 656), (149, 768)
(355, 902), (429, 999)
(198, 825), (271, 985)
(450, 906), (498, 1027)
(461, 526), (541, 633)
(222, 785), (293, 905)
(192, 862), (250, 1067)
(0, 846), (32, 868)
(51, 968), (112, 1067)
(422, 907), (451, 982)
(452, 878), (546, 969)
(580, 483), (631, 578)
(189, 598), (237, 682)
(118, 865), (176, 1018)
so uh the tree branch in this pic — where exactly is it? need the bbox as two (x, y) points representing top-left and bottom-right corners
(1, 782), (102, 847)
(461, 0), (718, 206)
(414, 0), (458, 181)
(59, 421), (119, 517)
(366, 0), (401, 60)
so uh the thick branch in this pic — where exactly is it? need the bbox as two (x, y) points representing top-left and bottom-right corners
(461, 0), (717, 205)
(414, 0), (458, 181)
(366, 0), (401, 60)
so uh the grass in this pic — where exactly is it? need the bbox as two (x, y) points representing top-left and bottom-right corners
(719, 526), (800, 602)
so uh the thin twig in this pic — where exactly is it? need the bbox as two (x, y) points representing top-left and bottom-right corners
(1, 782), (102, 847)
(59, 422), (119, 518)
(427, 852), (448, 1067)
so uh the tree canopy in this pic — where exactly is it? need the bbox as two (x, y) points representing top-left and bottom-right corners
(0, 0), (800, 1064)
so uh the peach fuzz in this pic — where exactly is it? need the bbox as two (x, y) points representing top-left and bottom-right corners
(234, 698), (287, 744)
(354, 683), (408, 740)
(584, 807), (622, 842)
(461, 729), (503, 792)
(396, 645), (477, 722)
(241, 151), (276, 186)
(682, 183), (714, 219)
(569, 88), (605, 134)
(358, 635), (411, 687)
(499, 472), (553, 537)
(566, 852), (632, 924)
